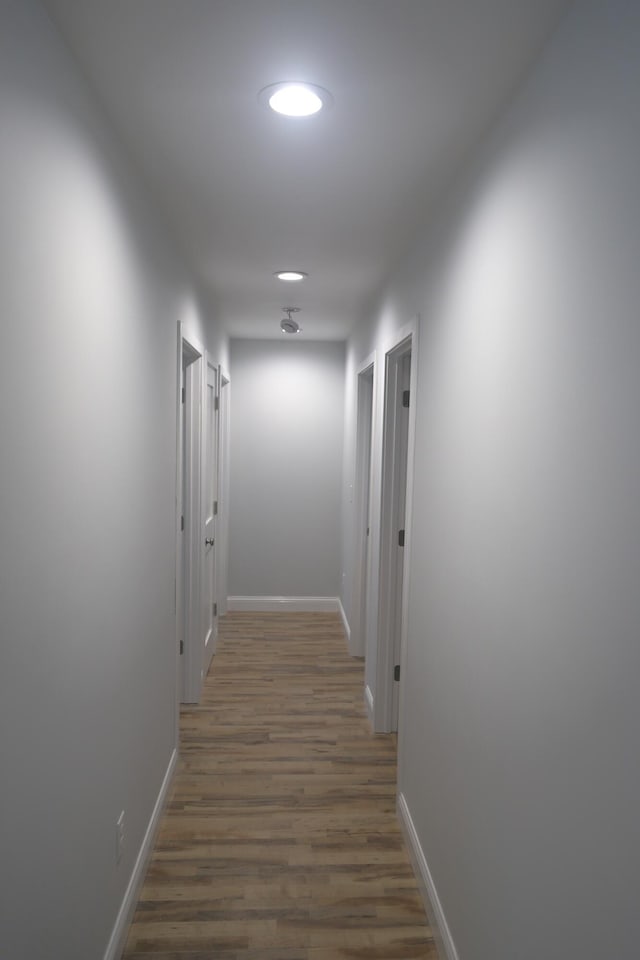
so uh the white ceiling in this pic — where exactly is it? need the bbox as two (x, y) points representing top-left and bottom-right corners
(44, 0), (571, 341)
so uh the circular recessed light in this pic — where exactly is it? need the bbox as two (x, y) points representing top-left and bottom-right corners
(259, 82), (332, 117)
(274, 270), (308, 282)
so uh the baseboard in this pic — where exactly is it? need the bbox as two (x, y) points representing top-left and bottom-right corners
(103, 748), (178, 960)
(227, 595), (341, 613)
(397, 792), (460, 960)
(364, 684), (374, 727)
(204, 625), (216, 676)
(338, 598), (351, 647)
(203, 639), (215, 677)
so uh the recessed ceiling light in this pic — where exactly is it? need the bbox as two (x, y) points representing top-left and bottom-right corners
(259, 82), (332, 117)
(274, 270), (308, 282)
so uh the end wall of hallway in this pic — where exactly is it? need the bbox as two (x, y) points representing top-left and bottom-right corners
(228, 338), (345, 600)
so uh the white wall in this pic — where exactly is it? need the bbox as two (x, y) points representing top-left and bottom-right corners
(0, 2), (225, 957)
(229, 339), (344, 600)
(344, 1), (640, 957)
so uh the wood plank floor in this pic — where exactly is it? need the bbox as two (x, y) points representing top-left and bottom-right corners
(122, 611), (436, 959)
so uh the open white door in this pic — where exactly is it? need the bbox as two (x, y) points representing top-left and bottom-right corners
(390, 351), (411, 729)
(351, 357), (375, 657)
(202, 357), (219, 678)
(216, 368), (230, 618)
(374, 324), (418, 733)
(176, 327), (204, 704)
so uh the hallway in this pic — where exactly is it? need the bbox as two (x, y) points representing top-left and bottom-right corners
(122, 612), (435, 959)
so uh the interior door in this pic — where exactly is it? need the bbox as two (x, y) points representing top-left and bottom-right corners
(354, 363), (374, 658)
(178, 354), (188, 697)
(180, 335), (203, 704)
(391, 350), (411, 730)
(215, 369), (230, 617)
(376, 333), (413, 733)
(202, 359), (218, 674)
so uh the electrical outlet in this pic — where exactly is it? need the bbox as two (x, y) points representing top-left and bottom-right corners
(116, 811), (125, 864)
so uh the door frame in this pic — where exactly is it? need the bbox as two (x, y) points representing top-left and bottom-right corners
(374, 318), (418, 733)
(176, 324), (204, 706)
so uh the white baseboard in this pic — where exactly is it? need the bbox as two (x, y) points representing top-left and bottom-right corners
(103, 748), (177, 960)
(397, 792), (459, 960)
(338, 598), (351, 647)
(227, 595), (341, 613)
(204, 623), (217, 677)
(364, 684), (374, 727)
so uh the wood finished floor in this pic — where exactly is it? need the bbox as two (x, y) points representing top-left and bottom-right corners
(122, 612), (436, 960)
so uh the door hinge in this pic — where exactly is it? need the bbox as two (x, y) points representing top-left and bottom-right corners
(214, 396), (220, 411)
(180, 514), (184, 532)
(179, 639), (184, 655)
(398, 529), (405, 547)
(181, 386), (185, 404)
(402, 389), (410, 408)
(213, 500), (218, 516)
(394, 664), (401, 681)
(213, 602), (217, 617)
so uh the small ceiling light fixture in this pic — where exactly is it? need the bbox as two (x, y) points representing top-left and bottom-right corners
(280, 307), (302, 334)
(274, 270), (308, 282)
(259, 81), (332, 117)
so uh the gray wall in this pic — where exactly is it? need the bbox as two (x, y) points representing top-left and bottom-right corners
(229, 339), (344, 599)
(344, 0), (640, 957)
(0, 2), (225, 957)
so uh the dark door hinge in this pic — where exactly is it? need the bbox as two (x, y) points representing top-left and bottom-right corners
(402, 389), (410, 408)
(213, 602), (217, 617)
(214, 396), (220, 411)
(181, 515), (185, 532)
(181, 386), (185, 404)
(179, 639), (184, 655)
(213, 500), (218, 516)
(398, 529), (405, 547)
(394, 664), (401, 681)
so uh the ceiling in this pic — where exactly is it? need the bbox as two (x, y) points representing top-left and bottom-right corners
(44, 0), (571, 341)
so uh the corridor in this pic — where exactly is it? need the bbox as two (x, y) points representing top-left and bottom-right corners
(122, 613), (435, 959)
